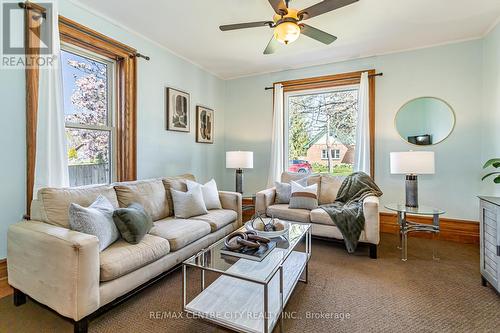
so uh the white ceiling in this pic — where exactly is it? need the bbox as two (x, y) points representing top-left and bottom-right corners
(74, 0), (500, 79)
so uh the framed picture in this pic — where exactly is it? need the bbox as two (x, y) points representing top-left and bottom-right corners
(196, 106), (214, 144)
(166, 87), (190, 132)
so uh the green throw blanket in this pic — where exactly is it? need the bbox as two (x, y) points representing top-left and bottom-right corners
(321, 172), (383, 253)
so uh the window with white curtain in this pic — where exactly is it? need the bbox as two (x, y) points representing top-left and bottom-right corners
(284, 85), (359, 176)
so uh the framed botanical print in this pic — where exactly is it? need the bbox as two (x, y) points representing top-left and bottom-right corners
(196, 106), (214, 144)
(166, 87), (190, 132)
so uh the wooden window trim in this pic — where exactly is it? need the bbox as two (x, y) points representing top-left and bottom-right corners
(276, 70), (376, 178)
(25, 11), (137, 215)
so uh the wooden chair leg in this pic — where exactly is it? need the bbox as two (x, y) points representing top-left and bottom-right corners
(369, 244), (378, 259)
(13, 288), (26, 306)
(74, 318), (88, 333)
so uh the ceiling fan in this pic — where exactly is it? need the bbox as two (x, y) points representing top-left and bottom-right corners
(219, 0), (359, 54)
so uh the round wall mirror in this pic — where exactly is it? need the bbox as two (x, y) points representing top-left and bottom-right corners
(395, 97), (455, 145)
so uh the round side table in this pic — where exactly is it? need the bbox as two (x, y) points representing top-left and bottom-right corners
(385, 203), (445, 261)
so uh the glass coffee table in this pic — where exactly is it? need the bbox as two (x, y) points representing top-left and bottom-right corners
(182, 222), (311, 333)
(385, 203), (445, 261)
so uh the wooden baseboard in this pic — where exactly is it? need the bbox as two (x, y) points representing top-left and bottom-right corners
(380, 213), (479, 244)
(0, 259), (6, 281)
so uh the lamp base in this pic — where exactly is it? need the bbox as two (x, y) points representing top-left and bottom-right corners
(405, 174), (418, 207)
(235, 169), (243, 194)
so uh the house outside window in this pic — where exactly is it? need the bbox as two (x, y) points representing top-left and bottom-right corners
(61, 45), (116, 186)
(285, 85), (359, 176)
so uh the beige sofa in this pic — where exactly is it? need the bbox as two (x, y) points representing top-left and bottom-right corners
(7, 174), (241, 333)
(256, 172), (379, 258)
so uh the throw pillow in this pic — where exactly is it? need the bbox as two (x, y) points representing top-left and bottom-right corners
(69, 195), (119, 251)
(170, 185), (208, 218)
(289, 181), (318, 210)
(274, 177), (307, 204)
(186, 179), (222, 210)
(113, 203), (153, 244)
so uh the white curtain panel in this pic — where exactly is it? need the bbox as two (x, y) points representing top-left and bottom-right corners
(267, 83), (284, 187)
(34, 1), (69, 195)
(354, 72), (371, 175)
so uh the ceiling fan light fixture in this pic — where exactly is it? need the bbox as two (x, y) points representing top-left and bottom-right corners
(274, 21), (300, 44)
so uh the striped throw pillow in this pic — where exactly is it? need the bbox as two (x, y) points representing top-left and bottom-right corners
(289, 181), (318, 210)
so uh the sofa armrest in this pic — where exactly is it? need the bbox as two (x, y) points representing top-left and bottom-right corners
(363, 196), (380, 245)
(7, 220), (100, 321)
(219, 191), (242, 225)
(255, 188), (276, 215)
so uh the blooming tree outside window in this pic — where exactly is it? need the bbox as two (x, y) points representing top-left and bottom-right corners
(61, 48), (115, 186)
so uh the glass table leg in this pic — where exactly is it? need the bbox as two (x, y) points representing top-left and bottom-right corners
(432, 214), (440, 261)
(402, 231), (408, 261)
(397, 212), (403, 250)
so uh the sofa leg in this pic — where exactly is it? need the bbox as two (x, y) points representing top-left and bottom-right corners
(369, 244), (378, 259)
(74, 318), (88, 333)
(13, 288), (26, 306)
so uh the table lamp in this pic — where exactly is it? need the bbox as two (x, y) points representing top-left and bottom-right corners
(226, 151), (253, 194)
(390, 151), (435, 208)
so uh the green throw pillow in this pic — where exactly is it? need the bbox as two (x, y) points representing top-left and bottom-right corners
(113, 203), (153, 244)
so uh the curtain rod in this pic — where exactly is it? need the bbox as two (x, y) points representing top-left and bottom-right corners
(18, 2), (150, 61)
(264, 72), (383, 90)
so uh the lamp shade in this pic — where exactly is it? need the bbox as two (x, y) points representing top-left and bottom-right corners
(226, 151), (253, 169)
(390, 151), (435, 175)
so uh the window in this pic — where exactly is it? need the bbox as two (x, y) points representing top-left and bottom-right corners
(321, 149), (340, 160)
(285, 86), (359, 176)
(61, 46), (116, 186)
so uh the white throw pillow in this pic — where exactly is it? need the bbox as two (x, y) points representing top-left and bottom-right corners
(186, 179), (222, 210)
(289, 181), (318, 210)
(170, 185), (208, 218)
(69, 195), (119, 251)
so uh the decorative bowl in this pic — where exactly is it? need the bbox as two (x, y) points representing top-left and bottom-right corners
(245, 217), (290, 238)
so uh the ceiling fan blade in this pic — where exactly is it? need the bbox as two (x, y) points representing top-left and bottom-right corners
(298, 0), (358, 20)
(268, 0), (288, 15)
(220, 21), (273, 31)
(263, 36), (280, 55)
(300, 24), (337, 44)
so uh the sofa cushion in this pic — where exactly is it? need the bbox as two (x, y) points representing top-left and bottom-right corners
(319, 175), (343, 205)
(289, 181), (318, 210)
(149, 218), (211, 251)
(310, 208), (336, 226)
(36, 184), (119, 228)
(113, 203), (153, 244)
(274, 178), (307, 204)
(170, 186), (208, 218)
(99, 234), (170, 282)
(186, 179), (222, 210)
(267, 204), (310, 223)
(114, 178), (168, 221)
(162, 174), (196, 216)
(192, 209), (238, 232)
(69, 195), (119, 251)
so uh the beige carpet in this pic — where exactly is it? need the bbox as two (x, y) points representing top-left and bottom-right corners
(1, 234), (499, 333)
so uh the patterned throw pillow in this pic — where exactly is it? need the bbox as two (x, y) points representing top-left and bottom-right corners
(69, 195), (119, 251)
(274, 177), (307, 204)
(113, 203), (153, 244)
(289, 181), (318, 210)
(186, 179), (222, 210)
(170, 185), (209, 218)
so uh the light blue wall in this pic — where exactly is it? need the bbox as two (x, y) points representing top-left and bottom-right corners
(0, 0), (227, 259)
(481, 23), (500, 196)
(224, 40), (484, 221)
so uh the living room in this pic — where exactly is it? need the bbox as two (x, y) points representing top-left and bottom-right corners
(0, 0), (499, 332)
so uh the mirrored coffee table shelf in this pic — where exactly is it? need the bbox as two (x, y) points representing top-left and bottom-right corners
(182, 223), (311, 333)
